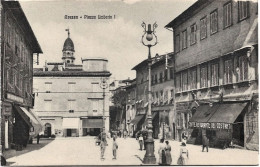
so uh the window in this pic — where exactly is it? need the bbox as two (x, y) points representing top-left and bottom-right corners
(176, 73), (181, 92)
(210, 10), (218, 34)
(182, 29), (187, 49)
(68, 99), (76, 111)
(45, 82), (52, 92)
(175, 34), (180, 53)
(238, 55), (248, 81)
(190, 24), (197, 45)
(170, 68), (174, 79)
(200, 66), (207, 88)
(189, 69), (197, 90)
(200, 17), (207, 40)
(68, 82), (76, 92)
(238, 1), (249, 21)
(224, 59), (233, 84)
(92, 83), (99, 92)
(159, 72), (163, 83)
(154, 74), (158, 84)
(151, 75), (154, 85)
(164, 69), (168, 81)
(44, 99), (52, 111)
(223, 2), (232, 28)
(160, 90), (163, 103)
(211, 63), (219, 86)
(182, 71), (188, 91)
(92, 100), (99, 115)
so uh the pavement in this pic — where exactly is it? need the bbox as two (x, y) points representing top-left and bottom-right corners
(4, 137), (259, 166)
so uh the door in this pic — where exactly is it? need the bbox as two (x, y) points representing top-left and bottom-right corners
(67, 129), (72, 137)
(47, 127), (51, 137)
(172, 123), (175, 140)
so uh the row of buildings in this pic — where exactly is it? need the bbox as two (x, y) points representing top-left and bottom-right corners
(112, 0), (258, 151)
(1, 1), (43, 152)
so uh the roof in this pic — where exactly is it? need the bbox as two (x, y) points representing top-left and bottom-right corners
(33, 71), (111, 77)
(82, 57), (108, 62)
(47, 62), (63, 65)
(3, 2), (42, 53)
(165, 0), (213, 29)
(63, 37), (75, 52)
(132, 52), (174, 70)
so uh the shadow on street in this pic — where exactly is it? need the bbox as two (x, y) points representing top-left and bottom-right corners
(4, 138), (55, 165)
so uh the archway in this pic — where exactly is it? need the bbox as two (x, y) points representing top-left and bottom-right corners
(45, 123), (52, 137)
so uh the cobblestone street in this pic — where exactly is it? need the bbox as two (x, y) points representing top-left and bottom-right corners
(5, 137), (258, 166)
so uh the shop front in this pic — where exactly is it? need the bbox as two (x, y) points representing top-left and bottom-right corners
(130, 114), (145, 137)
(82, 117), (103, 136)
(62, 117), (80, 137)
(142, 112), (159, 139)
(189, 102), (249, 148)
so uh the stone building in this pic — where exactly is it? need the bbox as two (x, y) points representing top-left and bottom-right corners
(165, 0), (258, 150)
(131, 53), (175, 139)
(0, 1), (43, 151)
(33, 30), (111, 137)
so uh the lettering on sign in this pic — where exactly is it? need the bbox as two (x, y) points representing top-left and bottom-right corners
(6, 93), (24, 103)
(189, 122), (231, 130)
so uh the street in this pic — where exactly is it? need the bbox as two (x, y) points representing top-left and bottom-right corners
(4, 137), (258, 166)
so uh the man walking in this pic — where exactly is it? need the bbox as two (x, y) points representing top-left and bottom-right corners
(112, 137), (118, 160)
(100, 138), (107, 160)
(138, 134), (144, 151)
(202, 134), (209, 152)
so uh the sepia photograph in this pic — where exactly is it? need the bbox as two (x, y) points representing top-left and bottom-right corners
(0, 0), (258, 166)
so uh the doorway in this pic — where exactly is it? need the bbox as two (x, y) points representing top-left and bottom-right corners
(172, 123), (176, 140)
(233, 113), (244, 146)
(67, 129), (72, 137)
(45, 123), (52, 137)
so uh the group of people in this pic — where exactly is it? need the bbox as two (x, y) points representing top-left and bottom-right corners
(100, 135), (119, 161)
(158, 139), (172, 165)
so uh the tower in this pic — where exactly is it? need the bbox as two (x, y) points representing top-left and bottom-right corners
(62, 29), (75, 64)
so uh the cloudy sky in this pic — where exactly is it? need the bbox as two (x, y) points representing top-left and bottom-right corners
(20, 0), (195, 80)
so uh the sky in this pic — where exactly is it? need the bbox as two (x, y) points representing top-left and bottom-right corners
(20, 0), (196, 80)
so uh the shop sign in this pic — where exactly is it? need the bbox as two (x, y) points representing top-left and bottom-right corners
(189, 122), (231, 130)
(6, 93), (24, 103)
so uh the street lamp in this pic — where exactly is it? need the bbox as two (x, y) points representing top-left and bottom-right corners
(141, 22), (158, 164)
(100, 77), (108, 140)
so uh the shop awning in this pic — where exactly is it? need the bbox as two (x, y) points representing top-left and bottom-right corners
(189, 104), (219, 123)
(82, 119), (103, 128)
(130, 114), (145, 125)
(14, 105), (32, 128)
(208, 102), (248, 123)
(143, 112), (159, 126)
(62, 118), (79, 129)
(19, 108), (43, 136)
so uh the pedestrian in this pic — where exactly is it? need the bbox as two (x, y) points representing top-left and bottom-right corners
(123, 130), (127, 139)
(100, 138), (107, 160)
(181, 131), (187, 146)
(37, 134), (40, 144)
(138, 134), (144, 151)
(165, 141), (172, 165)
(177, 143), (189, 165)
(158, 138), (166, 165)
(112, 137), (118, 160)
(202, 134), (209, 152)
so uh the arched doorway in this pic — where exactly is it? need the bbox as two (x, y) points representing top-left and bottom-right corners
(45, 123), (52, 137)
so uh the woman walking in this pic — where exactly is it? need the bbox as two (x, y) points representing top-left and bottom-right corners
(165, 141), (172, 165)
(177, 144), (189, 165)
(158, 138), (166, 165)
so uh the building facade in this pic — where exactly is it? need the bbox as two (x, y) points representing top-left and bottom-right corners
(1, 1), (43, 151)
(165, 0), (258, 150)
(33, 31), (111, 137)
(131, 53), (175, 139)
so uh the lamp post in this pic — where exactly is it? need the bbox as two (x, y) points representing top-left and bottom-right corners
(141, 22), (158, 164)
(100, 78), (108, 139)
